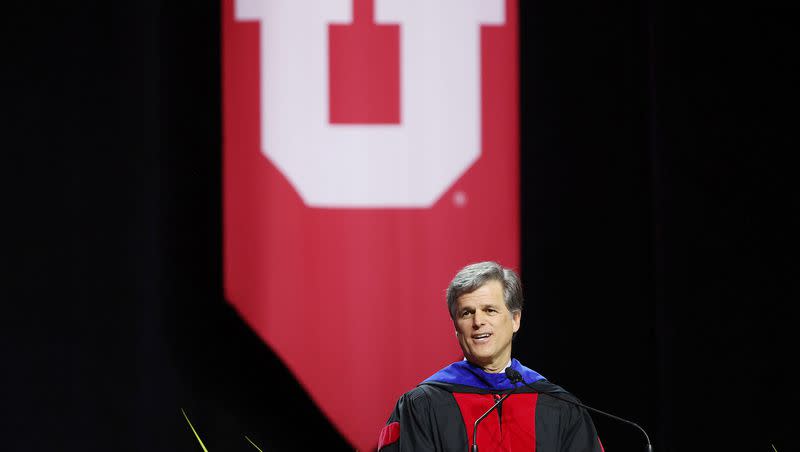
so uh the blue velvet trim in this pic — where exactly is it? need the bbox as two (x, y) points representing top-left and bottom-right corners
(422, 358), (545, 390)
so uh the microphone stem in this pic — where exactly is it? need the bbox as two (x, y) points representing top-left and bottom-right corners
(471, 391), (512, 452)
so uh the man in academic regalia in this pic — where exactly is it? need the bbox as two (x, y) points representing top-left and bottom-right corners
(377, 261), (604, 452)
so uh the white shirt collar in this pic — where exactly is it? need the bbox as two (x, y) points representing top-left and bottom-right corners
(463, 357), (513, 371)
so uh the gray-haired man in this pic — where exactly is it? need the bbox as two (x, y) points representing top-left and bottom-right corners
(377, 261), (603, 452)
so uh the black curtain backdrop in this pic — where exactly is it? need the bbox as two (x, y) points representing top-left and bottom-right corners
(4, 1), (798, 451)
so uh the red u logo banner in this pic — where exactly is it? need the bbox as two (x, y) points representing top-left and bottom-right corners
(223, 0), (518, 449)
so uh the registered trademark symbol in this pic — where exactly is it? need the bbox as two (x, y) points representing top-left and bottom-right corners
(453, 191), (468, 207)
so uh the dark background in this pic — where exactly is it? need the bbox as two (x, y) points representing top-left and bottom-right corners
(4, 1), (798, 451)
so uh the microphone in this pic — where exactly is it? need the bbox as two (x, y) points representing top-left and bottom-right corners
(505, 368), (653, 452)
(470, 368), (521, 452)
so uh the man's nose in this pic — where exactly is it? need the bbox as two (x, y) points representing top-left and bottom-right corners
(472, 311), (485, 328)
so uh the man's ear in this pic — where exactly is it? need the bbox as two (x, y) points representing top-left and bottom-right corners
(512, 310), (521, 333)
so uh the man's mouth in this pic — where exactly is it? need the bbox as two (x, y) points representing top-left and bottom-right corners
(472, 333), (492, 342)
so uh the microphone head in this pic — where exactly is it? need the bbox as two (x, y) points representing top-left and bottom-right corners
(505, 367), (523, 383)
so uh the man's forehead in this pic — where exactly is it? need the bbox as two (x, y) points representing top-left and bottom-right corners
(456, 280), (504, 304)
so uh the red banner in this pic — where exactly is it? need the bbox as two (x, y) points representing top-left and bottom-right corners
(223, 1), (518, 449)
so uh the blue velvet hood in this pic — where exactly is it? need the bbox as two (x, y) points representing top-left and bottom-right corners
(422, 358), (545, 391)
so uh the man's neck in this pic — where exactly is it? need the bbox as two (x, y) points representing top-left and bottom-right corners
(466, 357), (512, 374)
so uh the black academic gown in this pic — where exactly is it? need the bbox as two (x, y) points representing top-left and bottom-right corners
(377, 359), (603, 452)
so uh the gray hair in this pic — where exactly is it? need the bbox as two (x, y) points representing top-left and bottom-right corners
(446, 261), (523, 319)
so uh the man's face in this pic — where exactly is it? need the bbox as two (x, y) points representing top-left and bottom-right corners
(453, 280), (521, 371)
